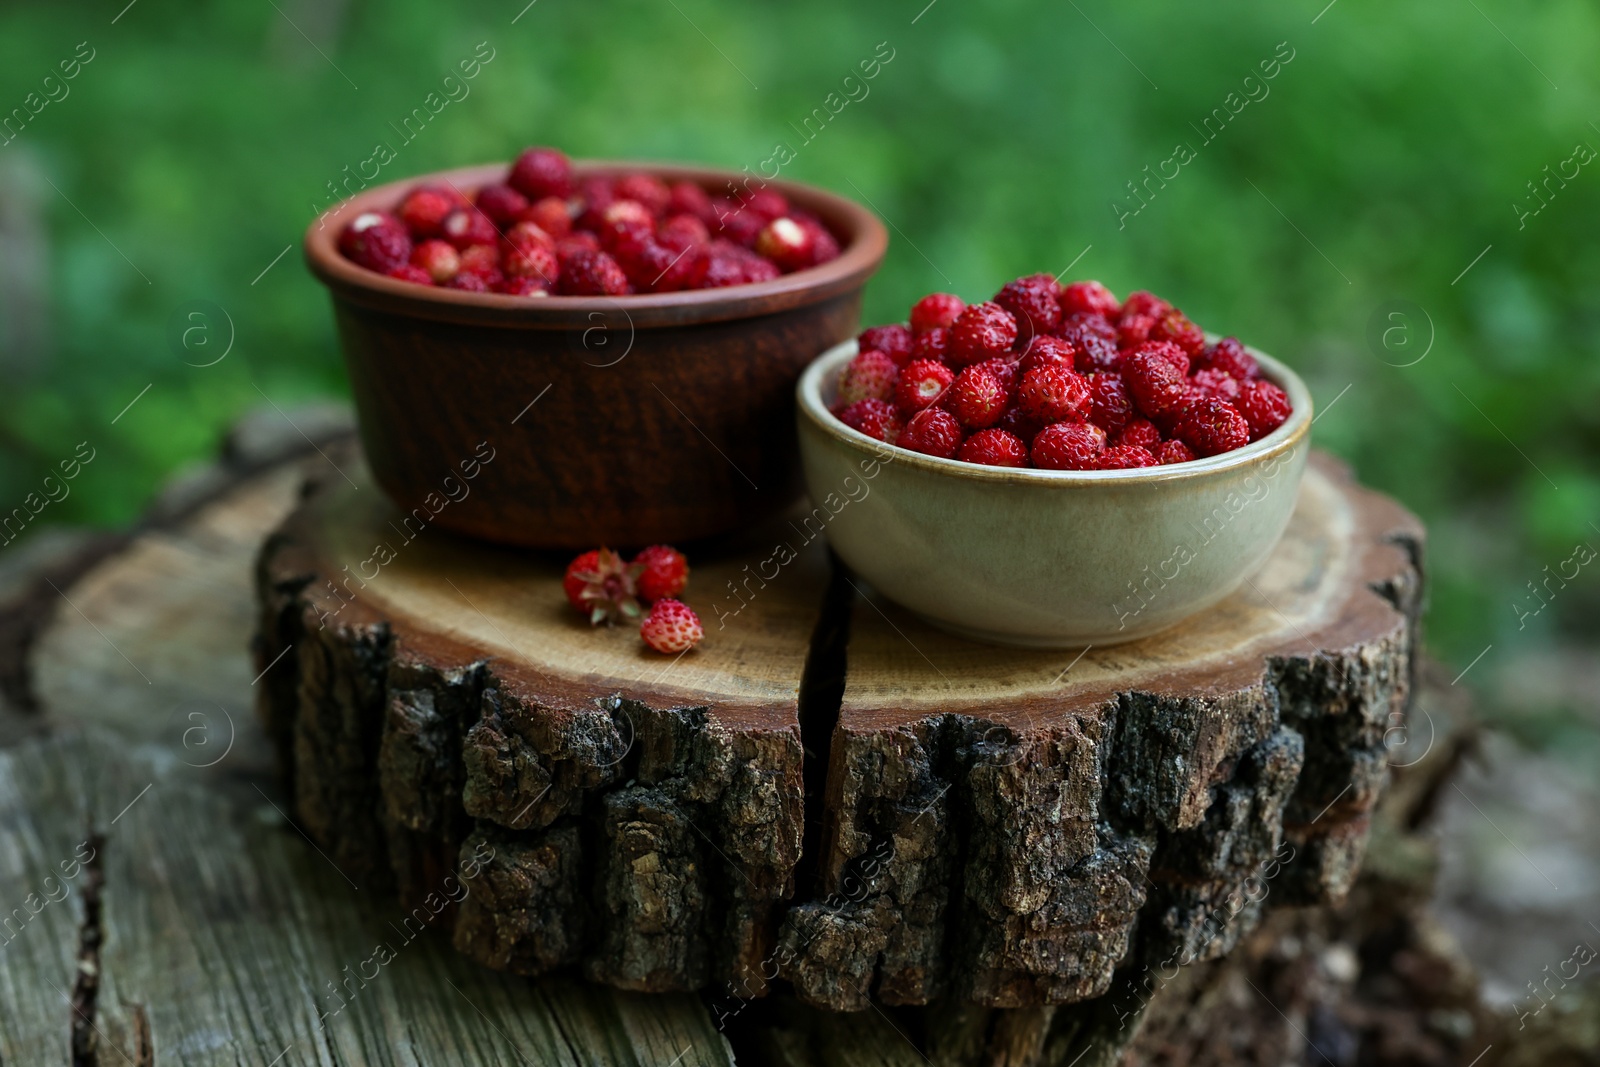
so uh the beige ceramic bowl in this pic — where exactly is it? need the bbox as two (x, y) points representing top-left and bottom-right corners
(796, 340), (1313, 647)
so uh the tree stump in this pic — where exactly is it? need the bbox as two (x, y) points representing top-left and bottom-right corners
(253, 445), (1424, 1017)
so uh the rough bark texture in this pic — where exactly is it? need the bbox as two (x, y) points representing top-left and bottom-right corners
(255, 448), (1425, 1016)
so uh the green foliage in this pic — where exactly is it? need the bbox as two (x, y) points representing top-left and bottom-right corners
(1, 0), (1597, 669)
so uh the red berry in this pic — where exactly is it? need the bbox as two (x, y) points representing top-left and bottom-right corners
(1116, 312), (1157, 349)
(945, 365), (1009, 428)
(949, 302), (1018, 367)
(957, 428), (1029, 467)
(993, 404), (1044, 445)
(1030, 422), (1106, 470)
(476, 183), (529, 228)
(912, 327), (952, 365)
(398, 186), (461, 238)
(505, 241), (558, 283)
(794, 217), (840, 267)
(640, 599), (704, 654)
(457, 243), (501, 277)
(556, 248), (629, 295)
(575, 176), (618, 230)
(505, 221), (555, 251)
(1204, 337), (1260, 382)
(509, 147), (574, 200)
(701, 247), (779, 287)
(838, 350), (900, 405)
(556, 232), (601, 258)
(522, 196), (573, 239)
(1060, 314), (1121, 372)
(909, 293), (966, 335)
(713, 202), (766, 247)
(898, 407), (964, 458)
(615, 173), (672, 217)
(1019, 335), (1078, 373)
(1017, 364), (1090, 424)
(755, 217), (817, 272)
(1237, 379), (1292, 440)
(385, 264), (433, 285)
(441, 207), (498, 250)
(597, 200), (656, 259)
(1137, 340), (1190, 377)
(496, 274), (551, 297)
(1097, 444), (1159, 470)
(339, 212), (412, 273)
(745, 188), (790, 220)
(563, 547), (642, 624)
(445, 270), (494, 292)
(659, 214), (710, 248)
(838, 398), (902, 443)
(668, 180), (716, 222)
(1153, 309), (1206, 355)
(858, 325), (915, 366)
(994, 273), (1062, 342)
(1059, 280), (1120, 318)
(1123, 348), (1191, 418)
(1087, 372), (1134, 433)
(1120, 290), (1172, 320)
(1191, 367), (1240, 402)
(1156, 439), (1196, 465)
(973, 356), (1020, 396)
(1116, 419), (1162, 452)
(633, 545), (689, 601)
(894, 358), (955, 414)
(1174, 397), (1250, 457)
(410, 239), (460, 282)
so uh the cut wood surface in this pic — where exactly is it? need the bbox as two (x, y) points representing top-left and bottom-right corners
(254, 442), (1424, 1015)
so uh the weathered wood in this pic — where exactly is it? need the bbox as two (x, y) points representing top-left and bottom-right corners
(256, 444), (1425, 1018)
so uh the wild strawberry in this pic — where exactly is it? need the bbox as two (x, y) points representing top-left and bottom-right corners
(1174, 397), (1250, 457)
(576, 177), (619, 231)
(476, 183), (529, 228)
(1031, 422), (1106, 470)
(505, 241), (558, 283)
(556, 248), (630, 295)
(993, 404), (1044, 445)
(505, 220), (555, 251)
(1020, 335), (1078, 373)
(949, 302), (1018, 367)
(659, 214), (710, 248)
(410, 239), (460, 283)
(1191, 367), (1240, 402)
(615, 173), (672, 216)
(912, 327), (952, 365)
(1115, 419), (1162, 452)
(509, 147), (574, 200)
(957, 428), (1028, 467)
(563, 547), (643, 624)
(858, 325), (915, 366)
(838, 350), (899, 405)
(972, 356), (1020, 396)
(640, 599), (704, 654)
(1153, 309), (1206, 355)
(910, 293), (966, 334)
(633, 545), (689, 601)
(1120, 290), (1172, 320)
(441, 207), (498, 250)
(598, 200), (656, 259)
(1156, 439), (1196, 465)
(1059, 280), (1120, 318)
(895, 358), (955, 414)
(1060, 314), (1121, 372)
(945, 365), (1008, 429)
(457, 243), (501, 277)
(1098, 444), (1159, 469)
(796, 217), (840, 267)
(1138, 339), (1191, 377)
(1123, 348), (1190, 418)
(898, 407), (964, 458)
(1087, 372), (1134, 433)
(755, 217), (816, 272)
(702, 248), (779, 287)
(1236, 380), (1292, 440)
(838, 398), (901, 443)
(1116, 313), (1157, 349)
(712, 200), (766, 246)
(619, 239), (690, 292)
(446, 270), (495, 292)
(496, 274), (551, 297)
(556, 232), (602, 259)
(385, 264), (434, 285)
(744, 188), (790, 220)
(668, 180), (716, 222)
(522, 196), (573, 239)
(1018, 364), (1090, 424)
(398, 185), (463, 238)
(1203, 337), (1260, 382)
(339, 212), (412, 272)
(994, 273), (1062, 342)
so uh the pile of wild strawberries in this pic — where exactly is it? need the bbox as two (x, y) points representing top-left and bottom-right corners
(337, 146), (841, 296)
(832, 278), (1293, 469)
(563, 544), (703, 654)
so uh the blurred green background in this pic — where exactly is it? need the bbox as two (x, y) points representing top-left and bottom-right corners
(1, 0), (1596, 732)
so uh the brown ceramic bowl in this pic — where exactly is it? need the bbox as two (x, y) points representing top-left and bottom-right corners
(304, 161), (887, 550)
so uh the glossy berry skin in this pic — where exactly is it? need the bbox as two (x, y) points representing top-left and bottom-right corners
(385, 264), (434, 285)
(505, 242), (558, 284)
(1060, 315), (1121, 373)
(899, 407), (964, 458)
(668, 180), (716, 222)
(1020, 335), (1077, 373)
(945, 365), (1009, 429)
(1116, 418), (1163, 452)
(1059, 279), (1120, 318)
(1139, 340), (1191, 377)
(339, 212), (412, 273)
(410, 239), (460, 283)
(993, 404), (1044, 445)
(522, 196), (573, 239)
(911, 327), (952, 365)
(457, 243), (501, 277)
(508, 147), (574, 200)
(1097, 444), (1159, 469)
(957, 428), (1028, 467)
(1030, 422), (1106, 470)
(504, 220), (555, 251)
(838, 350), (899, 405)
(1123, 348), (1191, 418)
(1087, 372), (1134, 433)
(1203, 337), (1260, 382)
(858, 325), (915, 367)
(476, 183), (529, 228)
(659, 213), (711, 248)
(754, 217), (815, 272)
(445, 270), (495, 292)
(1116, 312), (1157, 349)
(441, 207), (498, 250)
(1153, 309), (1206, 355)
(1157, 439), (1196, 465)
(1174, 397), (1250, 457)
(640, 599), (704, 654)
(838, 399), (902, 443)
(563, 547), (642, 625)
(556, 248), (629, 295)
(633, 545), (690, 601)
(615, 173), (672, 216)
(909, 293), (966, 334)
(745, 188), (790, 220)
(1120, 290), (1172, 320)
(949, 302), (1019, 367)
(1236, 379), (1292, 439)
(895, 358), (955, 414)
(1191, 367), (1240, 402)
(398, 186), (461, 238)
(1017, 364), (1090, 424)
(994, 273), (1062, 342)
